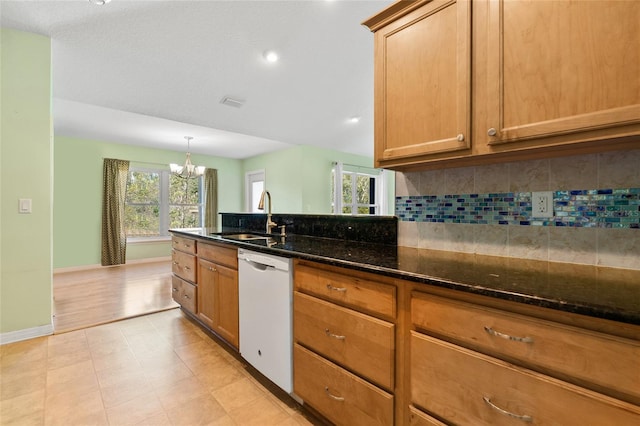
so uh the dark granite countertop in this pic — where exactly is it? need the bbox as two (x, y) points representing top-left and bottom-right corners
(170, 228), (640, 326)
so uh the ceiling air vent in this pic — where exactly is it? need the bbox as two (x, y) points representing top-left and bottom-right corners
(220, 96), (244, 108)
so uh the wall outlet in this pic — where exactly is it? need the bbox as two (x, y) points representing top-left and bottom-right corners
(531, 191), (554, 218)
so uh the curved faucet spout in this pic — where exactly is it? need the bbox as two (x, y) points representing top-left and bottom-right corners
(258, 190), (277, 234)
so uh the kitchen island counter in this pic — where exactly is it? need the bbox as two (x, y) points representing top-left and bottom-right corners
(170, 228), (640, 326)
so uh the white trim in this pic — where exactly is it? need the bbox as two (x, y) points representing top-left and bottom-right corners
(0, 323), (54, 345)
(126, 236), (171, 244)
(53, 256), (171, 275)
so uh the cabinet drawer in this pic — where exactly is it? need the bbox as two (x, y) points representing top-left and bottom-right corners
(411, 332), (640, 426)
(198, 242), (237, 269)
(171, 235), (196, 254)
(294, 344), (394, 426)
(295, 263), (396, 319)
(411, 292), (640, 402)
(408, 405), (446, 426)
(294, 292), (395, 391)
(172, 249), (196, 283)
(171, 275), (196, 314)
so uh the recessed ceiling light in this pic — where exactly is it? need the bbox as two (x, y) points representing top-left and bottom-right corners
(348, 116), (361, 124)
(263, 50), (279, 63)
(88, 0), (111, 5)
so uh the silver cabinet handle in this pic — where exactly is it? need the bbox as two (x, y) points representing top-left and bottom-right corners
(172, 261), (179, 266)
(184, 243), (191, 248)
(324, 387), (345, 402)
(208, 266), (216, 272)
(483, 396), (532, 422)
(183, 266), (191, 271)
(326, 284), (347, 292)
(457, 133), (465, 142)
(172, 287), (179, 292)
(484, 326), (533, 343)
(488, 127), (497, 136)
(325, 329), (346, 340)
(183, 294), (190, 300)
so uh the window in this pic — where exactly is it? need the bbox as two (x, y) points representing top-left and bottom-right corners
(331, 162), (387, 215)
(125, 168), (203, 238)
(245, 170), (265, 213)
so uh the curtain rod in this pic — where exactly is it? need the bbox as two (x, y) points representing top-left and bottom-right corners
(102, 158), (169, 168)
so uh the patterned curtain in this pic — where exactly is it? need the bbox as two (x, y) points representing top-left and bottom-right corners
(204, 168), (218, 229)
(101, 158), (130, 266)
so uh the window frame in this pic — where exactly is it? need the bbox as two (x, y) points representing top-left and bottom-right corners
(332, 162), (387, 216)
(125, 167), (204, 242)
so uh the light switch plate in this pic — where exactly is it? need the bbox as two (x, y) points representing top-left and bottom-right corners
(19, 198), (32, 214)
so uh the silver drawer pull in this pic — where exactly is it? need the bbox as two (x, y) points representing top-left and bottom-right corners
(324, 386), (345, 402)
(173, 261), (179, 265)
(183, 243), (191, 248)
(208, 266), (216, 272)
(326, 284), (347, 292)
(325, 329), (346, 340)
(172, 287), (179, 292)
(483, 396), (532, 422)
(484, 326), (533, 343)
(183, 266), (191, 271)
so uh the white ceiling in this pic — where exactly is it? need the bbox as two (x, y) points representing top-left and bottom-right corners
(0, 0), (394, 159)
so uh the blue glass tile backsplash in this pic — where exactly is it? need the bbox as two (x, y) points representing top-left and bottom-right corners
(396, 188), (640, 228)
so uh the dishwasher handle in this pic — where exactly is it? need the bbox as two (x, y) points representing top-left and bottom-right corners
(242, 258), (276, 271)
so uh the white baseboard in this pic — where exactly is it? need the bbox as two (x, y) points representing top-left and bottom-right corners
(53, 256), (171, 274)
(0, 323), (54, 345)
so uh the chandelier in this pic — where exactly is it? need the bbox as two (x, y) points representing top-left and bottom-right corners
(170, 136), (205, 179)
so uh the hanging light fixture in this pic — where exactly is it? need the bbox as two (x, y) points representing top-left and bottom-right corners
(170, 136), (205, 179)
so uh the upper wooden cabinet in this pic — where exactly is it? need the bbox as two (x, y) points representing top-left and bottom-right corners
(364, 0), (640, 170)
(365, 0), (471, 167)
(484, 0), (640, 147)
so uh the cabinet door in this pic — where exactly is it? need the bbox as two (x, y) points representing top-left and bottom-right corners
(373, 0), (471, 166)
(214, 263), (239, 349)
(485, 0), (640, 146)
(197, 258), (216, 329)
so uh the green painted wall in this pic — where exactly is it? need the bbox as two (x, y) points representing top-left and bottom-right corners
(53, 136), (243, 268)
(0, 28), (53, 334)
(241, 145), (395, 214)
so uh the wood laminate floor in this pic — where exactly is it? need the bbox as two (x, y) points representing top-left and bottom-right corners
(53, 261), (179, 333)
(0, 309), (317, 425)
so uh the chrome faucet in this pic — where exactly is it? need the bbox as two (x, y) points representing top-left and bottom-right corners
(258, 190), (278, 234)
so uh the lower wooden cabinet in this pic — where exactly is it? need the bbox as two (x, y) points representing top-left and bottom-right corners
(197, 253), (239, 349)
(294, 292), (395, 391)
(411, 292), (640, 403)
(410, 332), (640, 425)
(171, 275), (196, 314)
(294, 344), (394, 426)
(408, 405), (446, 426)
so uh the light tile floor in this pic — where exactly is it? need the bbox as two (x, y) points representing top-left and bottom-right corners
(0, 309), (320, 426)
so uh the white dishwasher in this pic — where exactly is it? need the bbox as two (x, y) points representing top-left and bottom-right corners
(238, 248), (293, 393)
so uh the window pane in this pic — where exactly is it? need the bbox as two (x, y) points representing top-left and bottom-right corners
(251, 181), (264, 212)
(126, 171), (159, 204)
(342, 173), (353, 204)
(356, 175), (371, 204)
(357, 206), (371, 215)
(170, 205), (200, 229)
(169, 175), (199, 205)
(342, 206), (352, 214)
(125, 205), (160, 236)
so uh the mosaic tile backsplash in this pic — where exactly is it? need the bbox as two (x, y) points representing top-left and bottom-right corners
(396, 188), (640, 228)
